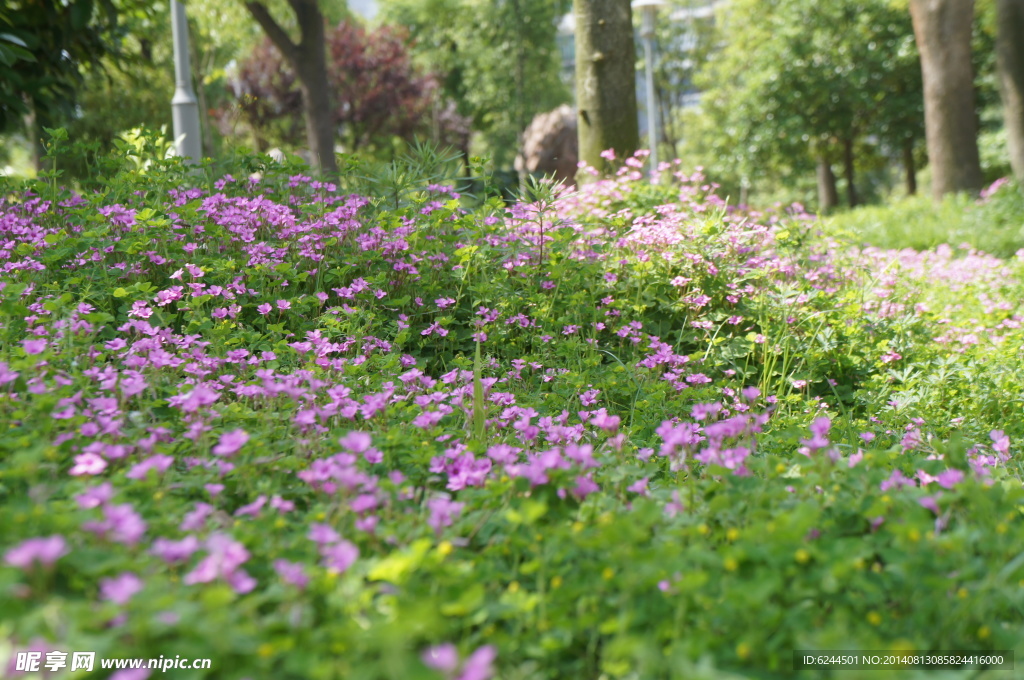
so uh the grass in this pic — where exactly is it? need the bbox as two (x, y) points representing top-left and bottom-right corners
(823, 180), (1024, 256)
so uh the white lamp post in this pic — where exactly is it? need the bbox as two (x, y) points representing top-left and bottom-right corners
(633, 0), (664, 178)
(171, 0), (202, 163)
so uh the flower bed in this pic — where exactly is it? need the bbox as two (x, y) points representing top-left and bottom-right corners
(1, 154), (1022, 679)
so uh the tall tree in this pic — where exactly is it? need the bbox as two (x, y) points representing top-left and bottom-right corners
(244, 0), (337, 174)
(379, 0), (570, 168)
(996, 0), (1024, 180)
(574, 0), (639, 176)
(0, 0), (153, 167)
(691, 0), (920, 211)
(909, 0), (983, 199)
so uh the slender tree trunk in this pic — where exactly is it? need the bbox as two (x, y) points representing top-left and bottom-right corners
(842, 136), (858, 207)
(574, 0), (640, 178)
(903, 138), (918, 195)
(245, 0), (337, 175)
(909, 0), (983, 199)
(24, 95), (42, 174)
(816, 155), (839, 213)
(997, 0), (1024, 180)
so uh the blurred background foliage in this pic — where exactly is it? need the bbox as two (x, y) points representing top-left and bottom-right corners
(0, 0), (1020, 247)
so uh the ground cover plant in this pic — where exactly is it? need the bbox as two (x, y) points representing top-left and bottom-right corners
(1, 141), (1024, 680)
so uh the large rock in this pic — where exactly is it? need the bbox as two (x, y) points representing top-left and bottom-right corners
(515, 104), (578, 186)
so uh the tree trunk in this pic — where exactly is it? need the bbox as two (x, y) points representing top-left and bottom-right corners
(816, 156), (839, 213)
(842, 136), (858, 207)
(245, 0), (337, 175)
(574, 0), (639, 178)
(24, 95), (42, 174)
(909, 0), (983, 199)
(997, 0), (1024, 180)
(903, 138), (917, 195)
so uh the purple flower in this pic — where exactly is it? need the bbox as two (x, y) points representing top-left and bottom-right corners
(626, 477), (649, 495)
(423, 644), (459, 673)
(151, 536), (200, 564)
(22, 338), (47, 355)
(110, 669), (151, 680)
(100, 572), (144, 605)
(427, 497), (464, 535)
(75, 482), (114, 509)
(572, 475), (599, 499)
(991, 430), (1010, 457)
(111, 504), (148, 545)
(270, 495), (295, 513)
(936, 468), (964, 489)
(212, 429), (249, 456)
(308, 523), (341, 545)
(126, 455), (174, 480)
(273, 559), (309, 589)
(257, 303), (272, 315)
(5, 535), (68, 570)
(183, 533), (252, 592)
(879, 469), (914, 492)
(339, 430), (371, 453)
(234, 495), (267, 518)
(690, 402), (721, 420)
(459, 645), (497, 680)
(321, 540), (359, 572)
(799, 416), (831, 455)
(276, 299), (291, 310)
(919, 495), (940, 514)
(180, 502), (214, 531)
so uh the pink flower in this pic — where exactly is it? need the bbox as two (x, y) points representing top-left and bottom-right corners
(257, 303), (272, 315)
(75, 482), (114, 509)
(183, 533), (253, 592)
(273, 559), (309, 589)
(100, 572), (144, 605)
(151, 536), (200, 564)
(423, 644), (459, 673)
(5, 535), (68, 569)
(991, 430), (1010, 457)
(936, 468), (964, 489)
(110, 669), (151, 680)
(212, 429), (249, 456)
(308, 523), (341, 545)
(427, 496), (464, 534)
(126, 455), (174, 480)
(919, 495), (940, 514)
(339, 431), (371, 453)
(85, 503), (147, 546)
(22, 338), (47, 355)
(879, 469), (914, 492)
(459, 645), (497, 680)
(70, 452), (108, 476)
(276, 299), (291, 310)
(321, 541), (359, 572)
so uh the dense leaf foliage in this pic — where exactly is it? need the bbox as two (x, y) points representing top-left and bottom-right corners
(1, 144), (1023, 678)
(222, 21), (470, 159)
